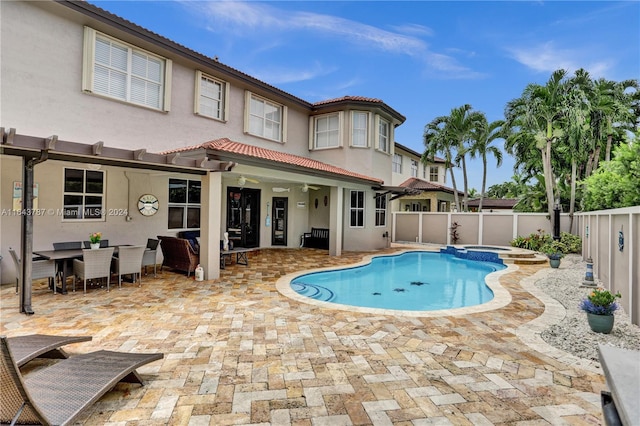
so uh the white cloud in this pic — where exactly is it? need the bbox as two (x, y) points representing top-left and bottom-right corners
(250, 63), (338, 85)
(506, 41), (612, 77)
(185, 0), (480, 79)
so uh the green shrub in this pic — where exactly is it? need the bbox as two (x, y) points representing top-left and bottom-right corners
(510, 229), (552, 251)
(560, 232), (582, 253)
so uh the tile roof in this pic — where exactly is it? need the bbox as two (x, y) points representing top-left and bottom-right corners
(313, 96), (384, 106)
(161, 138), (384, 184)
(399, 177), (462, 195)
(394, 142), (445, 163)
(467, 198), (520, 208)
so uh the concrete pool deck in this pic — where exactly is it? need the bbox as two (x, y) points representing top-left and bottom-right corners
(1, 247), (607, 425)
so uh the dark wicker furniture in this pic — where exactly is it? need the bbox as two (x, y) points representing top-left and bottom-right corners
(158, 236), (199, 277)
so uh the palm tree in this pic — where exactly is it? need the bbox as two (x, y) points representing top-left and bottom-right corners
(423, 116), (461, 211)
(446, 104), (485, 211)
(468, 115), (504, 211)
(505, 69), (568, 233)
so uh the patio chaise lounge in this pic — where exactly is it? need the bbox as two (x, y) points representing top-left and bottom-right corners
(0, 336), (163, 426)
(7, 334), (92, 367)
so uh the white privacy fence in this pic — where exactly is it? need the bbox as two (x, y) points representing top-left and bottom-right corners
(576, 207), (639, 326)
(393, 207), (639, 325)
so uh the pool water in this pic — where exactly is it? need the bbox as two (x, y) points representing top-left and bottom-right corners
(291, 252), (506, 311)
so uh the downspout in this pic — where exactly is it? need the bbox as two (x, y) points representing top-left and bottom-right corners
(124, 172), (132, 222)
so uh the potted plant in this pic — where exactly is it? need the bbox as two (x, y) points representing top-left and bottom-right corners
(579, 287), (621, 334)
(89, 232), (102, 249)
(540, 240), (567, 268)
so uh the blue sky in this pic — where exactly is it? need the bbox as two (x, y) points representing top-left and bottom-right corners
(92, 1), (639, 190)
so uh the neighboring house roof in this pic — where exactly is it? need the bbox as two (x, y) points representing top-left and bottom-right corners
(394, 142), (445, 163)
(467, 198), (520, 209)
(313, 96), (405, 123)
(162, 138), (384, 185)
(58, 1), (404, 122)
(398, 177), (463, 195)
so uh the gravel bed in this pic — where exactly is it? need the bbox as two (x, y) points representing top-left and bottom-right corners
(534, 254), (640, 362)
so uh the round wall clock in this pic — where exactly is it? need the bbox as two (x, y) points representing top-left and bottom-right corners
(138, 194), (159, 216)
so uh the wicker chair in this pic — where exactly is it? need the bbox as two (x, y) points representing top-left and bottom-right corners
(112, 245), (146, 288)
(157, 236), (199, 277)
(141, 238), (159, 277)
(53, 241), (82, 286)
(72, 247), (115, 293)
(0, 335), (163, 426)
(82, 239), (109, 249)
(8, 247), (56, 293)
(7, 334), (92, 367)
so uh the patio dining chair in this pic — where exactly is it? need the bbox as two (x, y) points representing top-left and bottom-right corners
(8, 247), (56, 294)
(72, 247), (115, 293)
(83, 239), (109, 249)
(141, 238), (159, 277)
(112, 245), (146, 288)
(53, 241), (82, 285)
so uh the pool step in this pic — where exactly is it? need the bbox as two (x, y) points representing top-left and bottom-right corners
(499, 253), (548, 265)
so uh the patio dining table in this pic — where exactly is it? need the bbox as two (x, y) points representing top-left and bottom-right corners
(34, 247), (120, 294)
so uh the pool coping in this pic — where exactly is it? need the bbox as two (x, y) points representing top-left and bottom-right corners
(276, 248), (516, 318)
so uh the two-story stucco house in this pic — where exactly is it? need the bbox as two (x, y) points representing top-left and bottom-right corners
(1, 0), (413, 286)
(391, 143), (459, 212)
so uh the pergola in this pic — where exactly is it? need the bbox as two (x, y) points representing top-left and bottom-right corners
(1, 128), (235, 314)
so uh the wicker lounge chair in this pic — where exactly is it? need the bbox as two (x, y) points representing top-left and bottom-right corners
(0, 336), (163, 426)
(7, 334), (92, 367)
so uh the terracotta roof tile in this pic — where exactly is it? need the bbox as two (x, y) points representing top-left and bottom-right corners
(399, 177), (462, 194)
(313, 96), (384, 106)
(162, 139), (383, 184)
(467, 198), (520, 208)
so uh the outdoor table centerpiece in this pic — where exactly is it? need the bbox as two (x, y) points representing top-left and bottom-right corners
(89, 232), (102, 250)
(580, 287), (621, 334)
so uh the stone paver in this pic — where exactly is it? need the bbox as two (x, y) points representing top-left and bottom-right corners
(1, 248), (607, 425)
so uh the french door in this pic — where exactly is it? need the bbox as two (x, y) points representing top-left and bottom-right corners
(227, 187), (260, 248)
(271, 197), (288, 246)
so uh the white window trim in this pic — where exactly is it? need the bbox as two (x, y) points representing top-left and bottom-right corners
(375, 194), (387, 227)
(194, 70), (229, 121)
(350, 111), (370, 148)
(310, 112), (343, 150)
(168, 178), (202, 230)
(244, 91), (287, 143)
(82, 27), (172, 112)
(61, 167), (106, 222)
(374, 116), (391, 154)
(349, 190), (365, 228)
(392, 154), (402, 174)
(411, 159), (418, 177)
(430, 166), (440, 182)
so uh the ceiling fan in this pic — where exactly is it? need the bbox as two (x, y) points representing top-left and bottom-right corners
(301, 183), (320, 192)
(238, 175), (260, 186)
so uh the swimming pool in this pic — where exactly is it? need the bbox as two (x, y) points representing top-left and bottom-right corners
(289, 251), (507, 312)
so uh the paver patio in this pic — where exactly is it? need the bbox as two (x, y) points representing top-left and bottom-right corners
(1, 248), (607, 425)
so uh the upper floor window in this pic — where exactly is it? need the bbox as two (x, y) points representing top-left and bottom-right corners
(62, 168), (105, 221)
(377, 118), (390, 153)
(351, 111), (368, 147)
(168, 178), (201, 229)
(314, 113), (341, 148)
(82, 27), (172, 111)
(245, 92), (286, 142)
(392, 154), (402, 173)
(375, 194), (387, 227)
(411, 159), (418, 177)
(430, 166), (439, 182)
(195, 71), (228, 120)
(349, 190), (365, 228)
